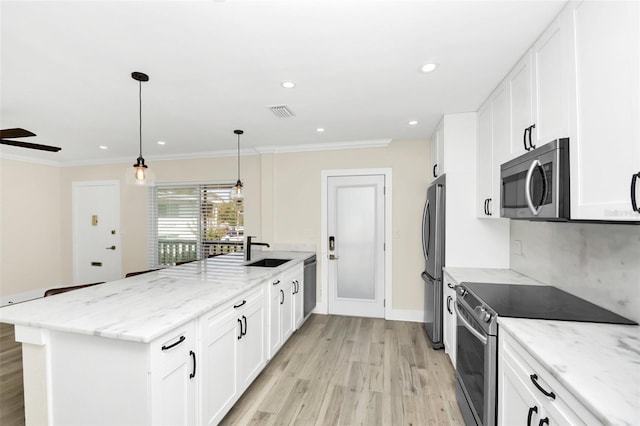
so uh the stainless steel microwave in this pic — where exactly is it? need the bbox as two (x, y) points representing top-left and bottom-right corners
(500, 138), (570, 220)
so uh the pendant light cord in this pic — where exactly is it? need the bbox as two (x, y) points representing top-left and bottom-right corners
(139, 80), (143, 158)
(237, 133), (241, 181)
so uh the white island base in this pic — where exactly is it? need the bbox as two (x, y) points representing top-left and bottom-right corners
(2, 251), (312, 425)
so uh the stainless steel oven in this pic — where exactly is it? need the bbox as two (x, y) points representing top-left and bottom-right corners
(500, 138), (570, 220)
(454, 281), (636, 426)
(454, 287), (498, 426)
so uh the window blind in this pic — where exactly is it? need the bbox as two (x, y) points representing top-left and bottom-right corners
(148, 183), (244, 267)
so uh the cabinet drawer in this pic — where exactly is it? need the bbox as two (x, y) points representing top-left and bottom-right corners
(500, 330), (601, 425)
(152, 321), (196, 375)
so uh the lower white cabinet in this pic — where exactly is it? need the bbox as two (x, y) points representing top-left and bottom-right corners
(151, 321), (198, 426)
(442, 272), (457, 367)
(498, 328), (600, 426)
(15, 261), (307, 426)
(200, 285), (266, 425)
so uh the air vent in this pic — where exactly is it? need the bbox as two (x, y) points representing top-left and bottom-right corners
(267, 105), (295, 118)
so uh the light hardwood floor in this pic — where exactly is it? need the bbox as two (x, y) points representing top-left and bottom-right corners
(221, 315), (464, 425)
(0, 322), (25, 426)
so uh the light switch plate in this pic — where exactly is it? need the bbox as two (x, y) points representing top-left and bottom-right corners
(511, 239), (523, 256)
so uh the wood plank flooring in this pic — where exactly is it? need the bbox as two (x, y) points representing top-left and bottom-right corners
(0, 322), (25, 426)
(221, 315), (464, 425)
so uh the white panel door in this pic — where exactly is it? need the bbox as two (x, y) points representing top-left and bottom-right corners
(327, 175), (385, 318)
(72, 181), (121, 284)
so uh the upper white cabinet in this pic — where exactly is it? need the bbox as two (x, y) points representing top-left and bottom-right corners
(430, 119), (445, 178)
(509, 52), (534, 157)
(530, 6), (574, 149)
(570, 0), (640, 221)
(477, 83), (511, 218)
(479, 1), (639, 221)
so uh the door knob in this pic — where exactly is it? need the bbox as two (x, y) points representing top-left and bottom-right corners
(106, 246), (116, 250)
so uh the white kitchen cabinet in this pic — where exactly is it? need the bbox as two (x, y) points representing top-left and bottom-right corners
(507, 4), (574, 159)
(442, 272), (457, 367)
(280, 279), (294, 344)
(570, 0), (640, 221)
(509, 52), (535, 157)
(200, 285), (266, 425)
(200, 304), (239, 425)
(476, 99), (493, 218)
(430, 119), (445, 178)
(283, 263), (305, 330)
(498, 328), (600, 426)
(151, 322), (198, 426)
(237, 293), (267, 392)
(269, 274), (283, 357)
(477, 83), (510, 218)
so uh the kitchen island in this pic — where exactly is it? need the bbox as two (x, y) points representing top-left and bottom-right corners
(0, 250), (314, 425)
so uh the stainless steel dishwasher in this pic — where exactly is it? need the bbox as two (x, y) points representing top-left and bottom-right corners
(303, 255), (317, 318)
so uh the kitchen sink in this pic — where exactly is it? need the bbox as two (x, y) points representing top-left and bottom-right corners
(246, 258), (291, 268)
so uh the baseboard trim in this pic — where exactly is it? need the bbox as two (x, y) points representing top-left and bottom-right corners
(385, 309), (425, 323)
(0, 288), (48, 308)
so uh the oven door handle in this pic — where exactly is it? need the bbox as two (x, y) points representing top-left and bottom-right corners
(454, 302), (488, 345)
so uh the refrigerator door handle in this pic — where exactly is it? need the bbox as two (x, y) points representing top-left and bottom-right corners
(422, 200), (430, 260)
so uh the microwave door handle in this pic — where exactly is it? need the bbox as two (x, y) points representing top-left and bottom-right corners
(453, 302), (488, 345)
(525, 159), (543, 216)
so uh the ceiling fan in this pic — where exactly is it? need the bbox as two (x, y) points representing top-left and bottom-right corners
(0, 128), (61, 152)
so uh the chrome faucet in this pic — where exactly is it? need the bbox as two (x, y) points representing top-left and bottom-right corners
(245, 236), (270, 261)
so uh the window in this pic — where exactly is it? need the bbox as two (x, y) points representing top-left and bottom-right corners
(149, 183), (244, 266)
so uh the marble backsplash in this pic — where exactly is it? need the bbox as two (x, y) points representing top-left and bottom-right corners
(510, 220), (640, 323)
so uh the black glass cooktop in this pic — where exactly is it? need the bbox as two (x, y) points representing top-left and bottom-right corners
(462, 282), (637, 325)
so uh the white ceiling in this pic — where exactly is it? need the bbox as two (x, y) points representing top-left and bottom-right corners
(0, 0), (566, 165)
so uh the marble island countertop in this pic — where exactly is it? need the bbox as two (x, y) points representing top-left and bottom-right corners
(0, 251), (314, 343)
(499, 317), (640, 426)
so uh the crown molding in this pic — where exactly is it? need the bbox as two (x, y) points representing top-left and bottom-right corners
(0, 152), (62, 167)
(1, 139), (393, 168)
(254, 139), (391, 154)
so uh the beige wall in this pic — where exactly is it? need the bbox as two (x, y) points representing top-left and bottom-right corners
(270, 140), (429, 311)
(1, 140), (429, 312)
(1, 159), (62, 296)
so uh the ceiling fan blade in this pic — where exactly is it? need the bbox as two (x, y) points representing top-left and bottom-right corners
(0, 128), (36, 139)
(1, 139), (61, 152)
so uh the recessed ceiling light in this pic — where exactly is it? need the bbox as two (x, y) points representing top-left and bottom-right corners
(157, 141), (166, 145)
(99, 145), (108, 150)
(409, 120), (419, 126)
(281, 81), (296, 89)
(420, 63), (439, 73)
(316, 128), (325, 132)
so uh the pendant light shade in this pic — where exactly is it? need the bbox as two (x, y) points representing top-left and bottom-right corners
(232, 129), (244, 199)
(130, 71), (154, 185)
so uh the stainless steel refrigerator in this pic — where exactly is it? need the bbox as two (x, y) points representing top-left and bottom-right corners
(421, 174), (445, 349)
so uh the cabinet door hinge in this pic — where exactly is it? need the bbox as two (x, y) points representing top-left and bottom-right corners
(383, 299), (386, 307)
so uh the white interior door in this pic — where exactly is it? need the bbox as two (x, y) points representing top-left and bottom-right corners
(72, 181), (121, 284)
(327, 175), (385, 318)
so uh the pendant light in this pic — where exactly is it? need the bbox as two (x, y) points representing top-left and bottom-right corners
(232, 129), (244, 199)
(132, 71), (150, 184)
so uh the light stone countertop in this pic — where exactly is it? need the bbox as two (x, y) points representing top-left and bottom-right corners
(0, 251), (314, 343)
(443, 267), (545, 286)
(499, 317), (640, 426)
